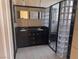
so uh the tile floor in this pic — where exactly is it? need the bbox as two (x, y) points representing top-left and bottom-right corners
(16, 45), (64, 59)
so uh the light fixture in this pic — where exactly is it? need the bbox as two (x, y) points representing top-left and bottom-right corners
(20, 10), (29, 19)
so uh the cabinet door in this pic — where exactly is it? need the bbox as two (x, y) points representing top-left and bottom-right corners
(16, 28), (30, 48)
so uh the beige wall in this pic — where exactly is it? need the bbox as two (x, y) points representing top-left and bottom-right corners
(16, 19), (43, 27)
(70, 10), (78, 59)
(0, 0), (14, 59)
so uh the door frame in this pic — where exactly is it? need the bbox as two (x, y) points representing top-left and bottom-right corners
(0, 0), (14, 59)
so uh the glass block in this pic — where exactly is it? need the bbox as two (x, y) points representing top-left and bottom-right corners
(61, 1), (65, 8)
(63, 20), (67, 25)
(59, 19), (63, 25)
(68, 14), (72, 19)
(70, 1), (73, 6)
(58, 46), (65, 51)
(62, 25), (67, 29)
(44, 20), (49, 23)
(58, 33), (69, 38)
(57, 49), (63, 53)
(65, 42), (68, 46)
(58, 25), (63, 29)
(45, 17), (49, 19)
(58, 41), (61, 45)
(58, 39), (65, 43)
(65, 0), (70, 6)
(69, 7), (73, 13)
(61, 8), (64, 13)
(68, 19), (71, 24)
(65, 7), (69, 13)
(64, 48), (68, 53)
(66, 27), (70, 31)
(60, 14), (64, 19)
(64, 13), (68, 19)
(58, 45), (66, 49)
(46, 13), (49, 15)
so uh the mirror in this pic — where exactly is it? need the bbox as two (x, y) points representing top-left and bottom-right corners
(14, 5), (45, 22)
(30, 11), (39, 19)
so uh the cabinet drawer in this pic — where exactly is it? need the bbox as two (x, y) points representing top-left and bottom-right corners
(28, 32), (36, 37)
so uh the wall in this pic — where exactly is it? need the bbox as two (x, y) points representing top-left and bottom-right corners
(0, 0), (14, 59)
(16, 19), (43, 27)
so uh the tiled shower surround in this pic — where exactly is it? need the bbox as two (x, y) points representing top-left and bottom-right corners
(57, 0), (74, 58)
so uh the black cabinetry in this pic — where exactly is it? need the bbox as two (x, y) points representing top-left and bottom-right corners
(15, 26), (49, 48)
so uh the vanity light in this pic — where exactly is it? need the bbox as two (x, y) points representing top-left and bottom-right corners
(20, 10), (29, 19)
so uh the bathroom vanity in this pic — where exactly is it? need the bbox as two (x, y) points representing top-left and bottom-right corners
(15, 26), (49, 48)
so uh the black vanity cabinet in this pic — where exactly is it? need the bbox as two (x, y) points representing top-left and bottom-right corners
(15, 27), (49, 48)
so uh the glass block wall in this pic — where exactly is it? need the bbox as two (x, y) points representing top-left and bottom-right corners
(42, 8), (49, 27)
(57, 0), (74, 58)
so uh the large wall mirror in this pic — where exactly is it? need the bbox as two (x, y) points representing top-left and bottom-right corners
(13, 5), (48, 27)
(14, 5), (46, 22)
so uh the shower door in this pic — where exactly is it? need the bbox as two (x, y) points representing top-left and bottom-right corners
(49, 3), (60, 52)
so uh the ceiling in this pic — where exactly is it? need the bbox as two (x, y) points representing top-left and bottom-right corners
(12, 0), (62, 7)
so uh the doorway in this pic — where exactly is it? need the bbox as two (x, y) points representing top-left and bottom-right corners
(9, 0), (77, 59)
